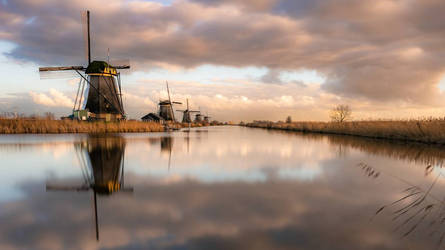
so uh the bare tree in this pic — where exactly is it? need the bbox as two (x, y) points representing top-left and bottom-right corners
(330, 105), (352, 122)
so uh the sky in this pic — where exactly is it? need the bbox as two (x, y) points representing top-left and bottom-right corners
(1, 0), (445, 121)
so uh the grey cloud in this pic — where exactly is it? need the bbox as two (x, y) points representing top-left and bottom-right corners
(0, 172), (437, 250)
(1, 0), (445, 104)
(259, 69), (306, 87)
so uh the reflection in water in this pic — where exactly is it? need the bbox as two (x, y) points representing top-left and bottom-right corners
(46, 135), (132, 241)
(327, 135), (445, 167)
(267, 129), (445, 167)
(160, 136), (173, 155)
(3, 127), (445, 249)
(161, 136), (173, 171)
(149, 135), (174, 170)
(365, 160), (445, 247)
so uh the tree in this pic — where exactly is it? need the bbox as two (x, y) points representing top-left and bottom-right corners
(330, 105), (352, 122)
(286, 116), (292, 123)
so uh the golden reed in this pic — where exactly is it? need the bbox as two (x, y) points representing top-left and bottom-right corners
(0, 119), (167, 134)
(0, 116), (215, 134)
(246, 119), (445, 145)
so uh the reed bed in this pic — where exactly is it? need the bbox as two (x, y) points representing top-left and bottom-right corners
(246, 119), (445, 145)
(0, 118), (166, 134)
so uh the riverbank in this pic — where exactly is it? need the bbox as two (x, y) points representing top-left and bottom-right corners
(245, 119), (445, 145)
(0, 119), (211, 134)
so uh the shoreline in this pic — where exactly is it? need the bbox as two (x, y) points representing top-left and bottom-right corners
(244, 120), (445, 146)
(0, 119), (215, 134)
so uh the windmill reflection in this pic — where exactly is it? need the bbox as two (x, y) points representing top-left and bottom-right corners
(161, 136), (173, 171)
(148, 136), (174, 171)
(46, 135), (132, 241)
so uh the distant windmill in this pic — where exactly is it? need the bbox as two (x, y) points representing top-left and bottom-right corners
(204, 113), (211, 123)
(194, 113), (203, 123)
(38, 10), (130, 121)
(194, 107), (203, 123)
(46, 135), (133, 241)
(177, 99), (200, 123)
(158, 82), (182, 122)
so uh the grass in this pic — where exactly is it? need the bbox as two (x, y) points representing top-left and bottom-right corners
(0, 118), (166, 134)
(245, 118), (445, 145)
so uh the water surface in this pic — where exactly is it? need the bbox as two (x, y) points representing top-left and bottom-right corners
(1, 126), (444, 249)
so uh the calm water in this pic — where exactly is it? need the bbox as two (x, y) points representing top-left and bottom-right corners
(1, 126), (445, 249)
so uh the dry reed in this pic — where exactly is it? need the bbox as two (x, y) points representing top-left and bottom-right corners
(0, 118), (166, 134)
(246, 119), (445, 145)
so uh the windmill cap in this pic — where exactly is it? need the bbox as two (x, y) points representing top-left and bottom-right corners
(86, 61), (116, 74)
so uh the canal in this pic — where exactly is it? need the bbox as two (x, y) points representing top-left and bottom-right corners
(0, 126), (443, 249)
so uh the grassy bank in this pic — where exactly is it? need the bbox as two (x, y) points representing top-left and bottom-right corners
(245, 119), (445, 145)
(0, 119), (168, 134)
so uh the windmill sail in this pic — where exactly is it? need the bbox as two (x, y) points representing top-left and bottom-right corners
(38, 10), (128, 121)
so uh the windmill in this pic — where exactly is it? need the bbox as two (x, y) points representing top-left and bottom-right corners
(204, 113), (211, 123)
(46, 135), (133, 241)
(158, 82), (182, 122)
(194, 108), (203, 123)
(177, 99), (200, 123)
(38, 10), (130, 121)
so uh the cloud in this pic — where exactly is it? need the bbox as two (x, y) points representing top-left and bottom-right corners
(0, 159), (441, 249)
(1, 0), (445, 118)
(29, 89), (74, 108)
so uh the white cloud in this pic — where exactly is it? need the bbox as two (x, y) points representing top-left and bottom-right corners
(29, 88), (73, 108)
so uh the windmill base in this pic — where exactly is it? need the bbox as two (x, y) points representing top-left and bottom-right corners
(89, 113), (124, 122)
(72, 110), (124, 122)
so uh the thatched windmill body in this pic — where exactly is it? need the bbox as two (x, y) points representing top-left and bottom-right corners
(177, 99), (199, 123)
(158, 82), (182, 122)
(39, 11), (130, 121)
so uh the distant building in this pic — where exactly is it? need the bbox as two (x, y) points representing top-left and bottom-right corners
(141, 113), (165, 124)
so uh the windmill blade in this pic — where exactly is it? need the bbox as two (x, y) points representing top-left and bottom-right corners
(46, 185), (90, 191)
(81, 10), (91, 64)
(166, 82), (172, 104)
(172, 101), (182, 104)
(166, 81), (176, 122)
(39, 70), (82, 80)
(120, 187), (134, 192)
(39, 66), (85, 72)
(110, 59), (130, 69)
(93, 190), (99, 241)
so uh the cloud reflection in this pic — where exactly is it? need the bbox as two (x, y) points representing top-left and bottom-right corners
(0, 127), (444, 249)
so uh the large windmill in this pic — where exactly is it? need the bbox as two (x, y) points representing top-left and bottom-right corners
(177, 99), (200, 123)
(38, 10), (130, 121)
(158, 82), (182, 122)
(46, 135), (133, 241)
